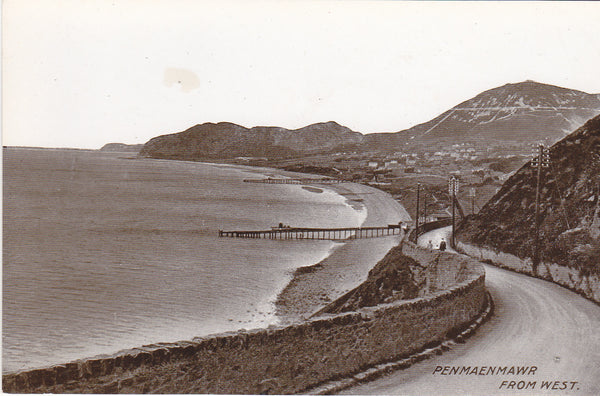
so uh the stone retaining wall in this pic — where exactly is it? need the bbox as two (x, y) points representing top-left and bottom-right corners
(457, 240), (600, 304)
(3, 246), (486, 394)
(402, 241), (479, 294)
(409, 219), (453, 242)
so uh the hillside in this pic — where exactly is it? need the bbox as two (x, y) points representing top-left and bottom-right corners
(318, 246), (420, 314)
(100, 143), (144, 152)
(138, 81), (600, 160)
(139, 121), (363, 160)
(379, 80), (600, 146)
(457, 114), (600, 275)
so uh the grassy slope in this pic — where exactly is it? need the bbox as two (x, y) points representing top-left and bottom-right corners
(318, 246), (420, 314)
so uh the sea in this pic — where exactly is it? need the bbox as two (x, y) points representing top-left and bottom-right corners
(2, 148), (367, 373)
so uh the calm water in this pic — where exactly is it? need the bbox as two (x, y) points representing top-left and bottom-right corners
(2, 148), (365, 373)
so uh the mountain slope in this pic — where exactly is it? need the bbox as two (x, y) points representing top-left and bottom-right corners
(364, 80), (600, 149)
(456, 114), (600, 274)
(139, 121), (363, 160)
(138, 81), (600, 159)
(407, 81), (600, 142)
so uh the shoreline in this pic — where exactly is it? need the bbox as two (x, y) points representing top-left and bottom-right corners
(140, 156), (413, 326)
(275, 182), (412, 323)
(3, 152), (410, 374)
(138, 156), (413, 327)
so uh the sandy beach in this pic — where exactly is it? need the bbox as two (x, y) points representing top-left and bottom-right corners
(275, 182), (412, 323)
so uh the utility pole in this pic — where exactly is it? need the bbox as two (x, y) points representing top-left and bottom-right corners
(423, 191), (428, 225)
(531, 144), (550, 273)
(469, 187), (476, 215)
(415, 183), (421, 243)
(449, 177), (459, 248)
(452, 192), (455, 248)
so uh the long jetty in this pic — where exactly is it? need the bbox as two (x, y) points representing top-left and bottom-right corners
(243, 178), (345, 184)
(218, 224), (404, 241)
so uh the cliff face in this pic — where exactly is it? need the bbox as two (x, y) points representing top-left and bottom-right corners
(457, 114), (600, 275)
(139, 121), (363, 160)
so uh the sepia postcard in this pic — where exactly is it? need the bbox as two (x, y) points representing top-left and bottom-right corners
(2, 1), (600, 394)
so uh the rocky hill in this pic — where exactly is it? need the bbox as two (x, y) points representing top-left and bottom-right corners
(100, 143), (144, 152)
(139, 121), (363, 160)
(456, 114), (600, 275)
(138, 81), (600, 160)
(363, 81), (600, 151)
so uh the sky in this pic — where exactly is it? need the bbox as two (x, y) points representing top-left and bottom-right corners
(3, 0), (600, 149)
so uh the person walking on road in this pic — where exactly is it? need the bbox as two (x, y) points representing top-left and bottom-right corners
(439, 238), (447, 251)
(427, 240), (433, 250)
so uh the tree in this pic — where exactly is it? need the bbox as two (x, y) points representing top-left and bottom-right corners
(473, 169), (485, 184)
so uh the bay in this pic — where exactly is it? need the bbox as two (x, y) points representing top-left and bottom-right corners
(2, 148), (365, 372)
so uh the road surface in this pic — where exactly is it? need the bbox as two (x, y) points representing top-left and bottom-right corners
(342, 226), (600, 395)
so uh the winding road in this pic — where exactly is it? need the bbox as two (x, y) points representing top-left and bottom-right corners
(342, 226), (600, 395)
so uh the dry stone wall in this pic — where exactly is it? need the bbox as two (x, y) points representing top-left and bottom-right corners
(3, 245), (486, 394)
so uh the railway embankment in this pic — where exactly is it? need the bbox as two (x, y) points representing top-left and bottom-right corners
(3, 241), (487, 394)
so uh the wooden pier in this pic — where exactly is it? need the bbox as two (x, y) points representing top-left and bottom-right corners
(243, 178), (345, 185)
(218, 224), (405, 241)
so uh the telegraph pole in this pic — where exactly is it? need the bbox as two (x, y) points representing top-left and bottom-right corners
(452, 191), (455, 248)
(423, 191), (428, 225)
(531, 144), (550, 273)
(415, 183), (421, 243)
(469, 187), (476, 215)
(449, 177), (459, 248)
